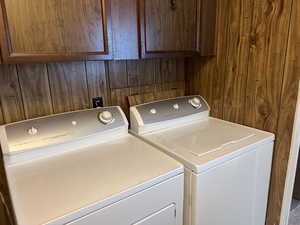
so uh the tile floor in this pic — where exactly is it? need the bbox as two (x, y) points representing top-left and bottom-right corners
(289, 199), (300, 225)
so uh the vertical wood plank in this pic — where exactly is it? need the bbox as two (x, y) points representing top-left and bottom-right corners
(156, 82), (185, 93)
(159, 59), (185, 83)
(0, 201), (10, 225)
(108, 61), (128, 89)
(267, 0), (300, 224)
(110, 88), (131, 117)
(199, 0), (217, 55)
(290, 0), (300, 199)
(0, 107), (4, 125)
(110, 0), (139, 59)
(129, 84), (157, 96)
(0, 65), (25, 123)
(47, 62), (89, 114)
(86, 61), (110, 106)
(222, 0), (253, 124)
(245, 0), (293, 132)
(127, 59), (159, 87)
(17, 64), (53, 119)
(186, 0), (229, 118)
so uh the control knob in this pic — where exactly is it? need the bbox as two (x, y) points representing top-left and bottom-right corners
(98, 111), (114, 124)
(189, 97), (202, 109)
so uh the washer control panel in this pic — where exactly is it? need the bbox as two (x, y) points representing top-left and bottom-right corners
(4, 107), (127, 153)
(134, 96), (209, 125)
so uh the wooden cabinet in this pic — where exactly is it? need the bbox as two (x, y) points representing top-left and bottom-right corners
(139, 0), (216, 58)
(0, 0), (216, 63)
(0, 0), (112, 63)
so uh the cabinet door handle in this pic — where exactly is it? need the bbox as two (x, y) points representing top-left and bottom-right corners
(170, 0), (177, 10)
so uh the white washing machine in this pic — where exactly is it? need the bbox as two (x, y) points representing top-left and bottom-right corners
(0, 106), (184, 225)
(130, 96), (275, 225)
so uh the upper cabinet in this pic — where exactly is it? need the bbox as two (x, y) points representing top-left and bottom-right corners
(139, 0), (217, 58)
(0, 0), (112, 63)
(0, 0), (216, 63)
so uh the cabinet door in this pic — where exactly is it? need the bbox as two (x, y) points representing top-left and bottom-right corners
(139, 0), (216, 58)
(0, 0), (112, 63)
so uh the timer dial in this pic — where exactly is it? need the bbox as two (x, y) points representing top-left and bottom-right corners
(98, 111), (114, 124)
(189, 97), (202, 109)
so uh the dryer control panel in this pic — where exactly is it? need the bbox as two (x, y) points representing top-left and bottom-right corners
(1, 107), (128, 154)
(132, 96), (210, 125)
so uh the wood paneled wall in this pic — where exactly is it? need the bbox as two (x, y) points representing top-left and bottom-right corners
(187, 0), (300, 224)
(0, 59), (185, 126)
(0, 59), (185, 224)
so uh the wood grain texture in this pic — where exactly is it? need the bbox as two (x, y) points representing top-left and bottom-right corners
(0, 0), (112, 62)
(0, 201), (10, 225)
(158, 59), (185, 83)
(269, 0), (300, 223)
(199, 0), (217, 55)
(156, 81), (185, 93)
(110, 0), (139, 59)
(110, 88), (131, 116)
(139, 0), (217, 58)
(17, 64), (53, 119)
(127, 60), (159, 87)
(245, 0), (293, 132)
(0, 107), (4, 125)
(128, 89), (185, 107)
(143, 0), (197, 52)
(108, 61), (128, 89)
(186, 0), (229, 118)
(4, 0), (64, 52)
(128, 92), (155, 107)
(129, 84), (157, 97)
(0, 59), (185, 123)
(222, 0), (253, 124)
(0, 65), (25, 123)
(187, 0), (298, 224)
(86, 61), (110, 106)
(61, 0), (105, 52)
(47, 62), (90, 114)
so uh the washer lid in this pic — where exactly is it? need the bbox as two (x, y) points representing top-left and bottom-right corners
(141, 118), (275, 173)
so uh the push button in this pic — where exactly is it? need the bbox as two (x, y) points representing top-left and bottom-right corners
(173, 104), (179, 110)
(150, 109), (157, 114)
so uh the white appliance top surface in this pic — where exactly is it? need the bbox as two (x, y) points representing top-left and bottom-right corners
(139, 117), (274, 173)
(6, 135), (183, 225)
